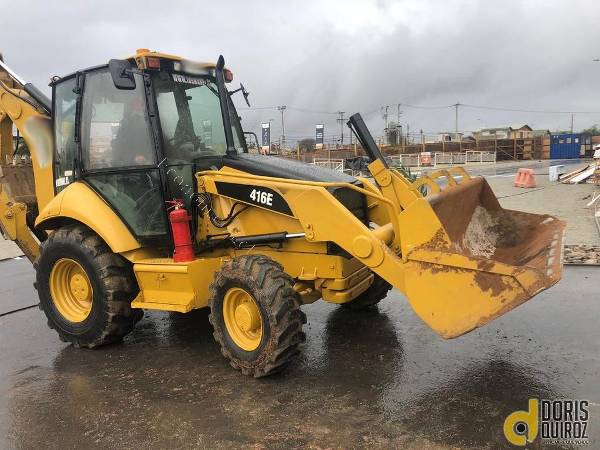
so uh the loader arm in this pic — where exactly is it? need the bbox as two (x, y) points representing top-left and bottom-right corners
(0, 58), (53, 261)
(198, 152), (565, 339)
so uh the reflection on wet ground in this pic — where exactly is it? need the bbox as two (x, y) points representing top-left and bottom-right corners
(0, 262), (598, 449)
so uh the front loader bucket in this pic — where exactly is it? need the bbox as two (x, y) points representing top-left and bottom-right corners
(400, 176), (565, 339)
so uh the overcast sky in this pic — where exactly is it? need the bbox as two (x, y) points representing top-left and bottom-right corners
(2, 0), (600, 143)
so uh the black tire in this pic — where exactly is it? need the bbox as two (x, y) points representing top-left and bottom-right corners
(209, 255), (306, 377)
(341, 273), (392, 310)
(35, 224), (142, 348)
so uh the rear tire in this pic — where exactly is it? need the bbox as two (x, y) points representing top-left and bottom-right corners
(341, 273), (392, 310)
(35, 224), (142, 348)
(209, 255), (306, 377)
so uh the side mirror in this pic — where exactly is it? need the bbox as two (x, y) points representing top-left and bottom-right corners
(240, 83), (251, 107)
(108, 59), (136, 90)
(229, 82), (251, 107)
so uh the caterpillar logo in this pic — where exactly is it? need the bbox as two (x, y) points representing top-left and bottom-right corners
(504, 399), (589, 446)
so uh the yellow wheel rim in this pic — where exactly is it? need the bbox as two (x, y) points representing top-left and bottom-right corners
(49, 258), (93, 323)
(223, 287), (263, 351)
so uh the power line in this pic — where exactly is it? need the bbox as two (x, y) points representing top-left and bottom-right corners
(400, 102), (456, 110)
(240, 105), (338, 115)
(400, 102), (600, 115)
(239, 106), (278, 111)
(460, 103), (600, 114)
(288, 106), (338, 115)
(241, 102), (600, 115)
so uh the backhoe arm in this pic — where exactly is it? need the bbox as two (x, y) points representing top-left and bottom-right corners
(0, 57), (53, 261)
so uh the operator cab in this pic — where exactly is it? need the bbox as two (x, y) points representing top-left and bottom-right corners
(50, 50), (246, 246)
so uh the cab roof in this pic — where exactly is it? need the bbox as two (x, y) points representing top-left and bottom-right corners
(53, 49), (226, 85)
(128, 48), (218, 71)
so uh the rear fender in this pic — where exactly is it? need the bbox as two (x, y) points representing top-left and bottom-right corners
(35, 182), (140, 253)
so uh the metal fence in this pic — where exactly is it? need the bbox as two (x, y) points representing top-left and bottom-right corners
(389, 151), (496, 168)
(466, 151), (496, 163)
(433, 152), (466, 165)
(311, 158), (345, 172)
(308, 152), (497, 175)
(388, 154), (419, 167)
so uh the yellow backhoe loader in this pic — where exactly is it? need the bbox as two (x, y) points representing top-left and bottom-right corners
(0, 50), (565, 377)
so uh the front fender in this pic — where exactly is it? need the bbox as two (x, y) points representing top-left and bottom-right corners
(35, 182), (140, 253)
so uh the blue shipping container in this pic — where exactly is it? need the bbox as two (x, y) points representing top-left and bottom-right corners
(550, 133), (581, 159)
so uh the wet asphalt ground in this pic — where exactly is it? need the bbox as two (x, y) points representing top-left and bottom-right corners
(1, 257), (599, 449)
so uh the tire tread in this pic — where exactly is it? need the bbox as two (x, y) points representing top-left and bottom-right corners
(209, 255), (305, 378)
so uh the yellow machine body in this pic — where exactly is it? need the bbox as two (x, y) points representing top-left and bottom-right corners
(0, 51), (565, 341)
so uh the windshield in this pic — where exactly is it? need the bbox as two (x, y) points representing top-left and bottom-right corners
(153, 72), (244, 163)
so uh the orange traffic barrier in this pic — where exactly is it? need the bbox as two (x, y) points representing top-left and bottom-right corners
(514, 168), (536, 188)
(420, 152), (432, 166)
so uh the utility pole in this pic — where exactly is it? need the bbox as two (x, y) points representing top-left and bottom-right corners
(337, 111), (345, 146)
(570, 113), (574, 134)
(396, 104), (403, 146)
(381, 105), (389, 143)
(454, 102), (460, 138)
(277, 105), (286, 149)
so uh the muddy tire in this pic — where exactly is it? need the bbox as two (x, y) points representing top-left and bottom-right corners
(35, 224), (142, 348)
(209, 255), (306, 377)
(341, 273), (392, 310)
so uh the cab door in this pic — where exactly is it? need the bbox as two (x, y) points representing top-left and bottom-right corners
(78, 67), (169, 244)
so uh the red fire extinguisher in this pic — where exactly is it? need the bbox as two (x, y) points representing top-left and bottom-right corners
(168, 200), (194, 263)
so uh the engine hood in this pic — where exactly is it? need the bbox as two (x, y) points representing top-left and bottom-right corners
(222, 153), (357, 183)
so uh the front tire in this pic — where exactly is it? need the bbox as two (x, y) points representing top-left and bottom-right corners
(341, 273), (392, 310)
(209, 255), (306, 377)
(35, 224), (142, 348)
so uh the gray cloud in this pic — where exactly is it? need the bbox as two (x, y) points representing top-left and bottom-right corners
(2, 0), (600, 142)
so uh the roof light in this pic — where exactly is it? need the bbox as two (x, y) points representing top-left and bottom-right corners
(146, 57), (161, 69)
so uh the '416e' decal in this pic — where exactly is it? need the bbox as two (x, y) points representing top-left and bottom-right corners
(214, 182), (294, 216)
(249, 189), (273, 206)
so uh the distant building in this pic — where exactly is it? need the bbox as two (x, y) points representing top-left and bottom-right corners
(510, 125), (533, 139)
(473, 125), (534, 140)
(437, 132), (464, 142)
(473, 127), (512, 140)
(532, 129), (550, 138)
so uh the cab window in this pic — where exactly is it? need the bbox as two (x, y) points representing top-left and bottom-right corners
(153, 72), (242, 164)
(79, 68), (168, 240)
(53, 77), (77, 192)
(80, 69), (155, 170)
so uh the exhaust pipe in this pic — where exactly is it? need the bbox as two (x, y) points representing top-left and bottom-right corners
(347, 113), (389, 168)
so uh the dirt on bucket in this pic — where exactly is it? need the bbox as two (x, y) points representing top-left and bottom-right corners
(462, 206), (520, 258)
